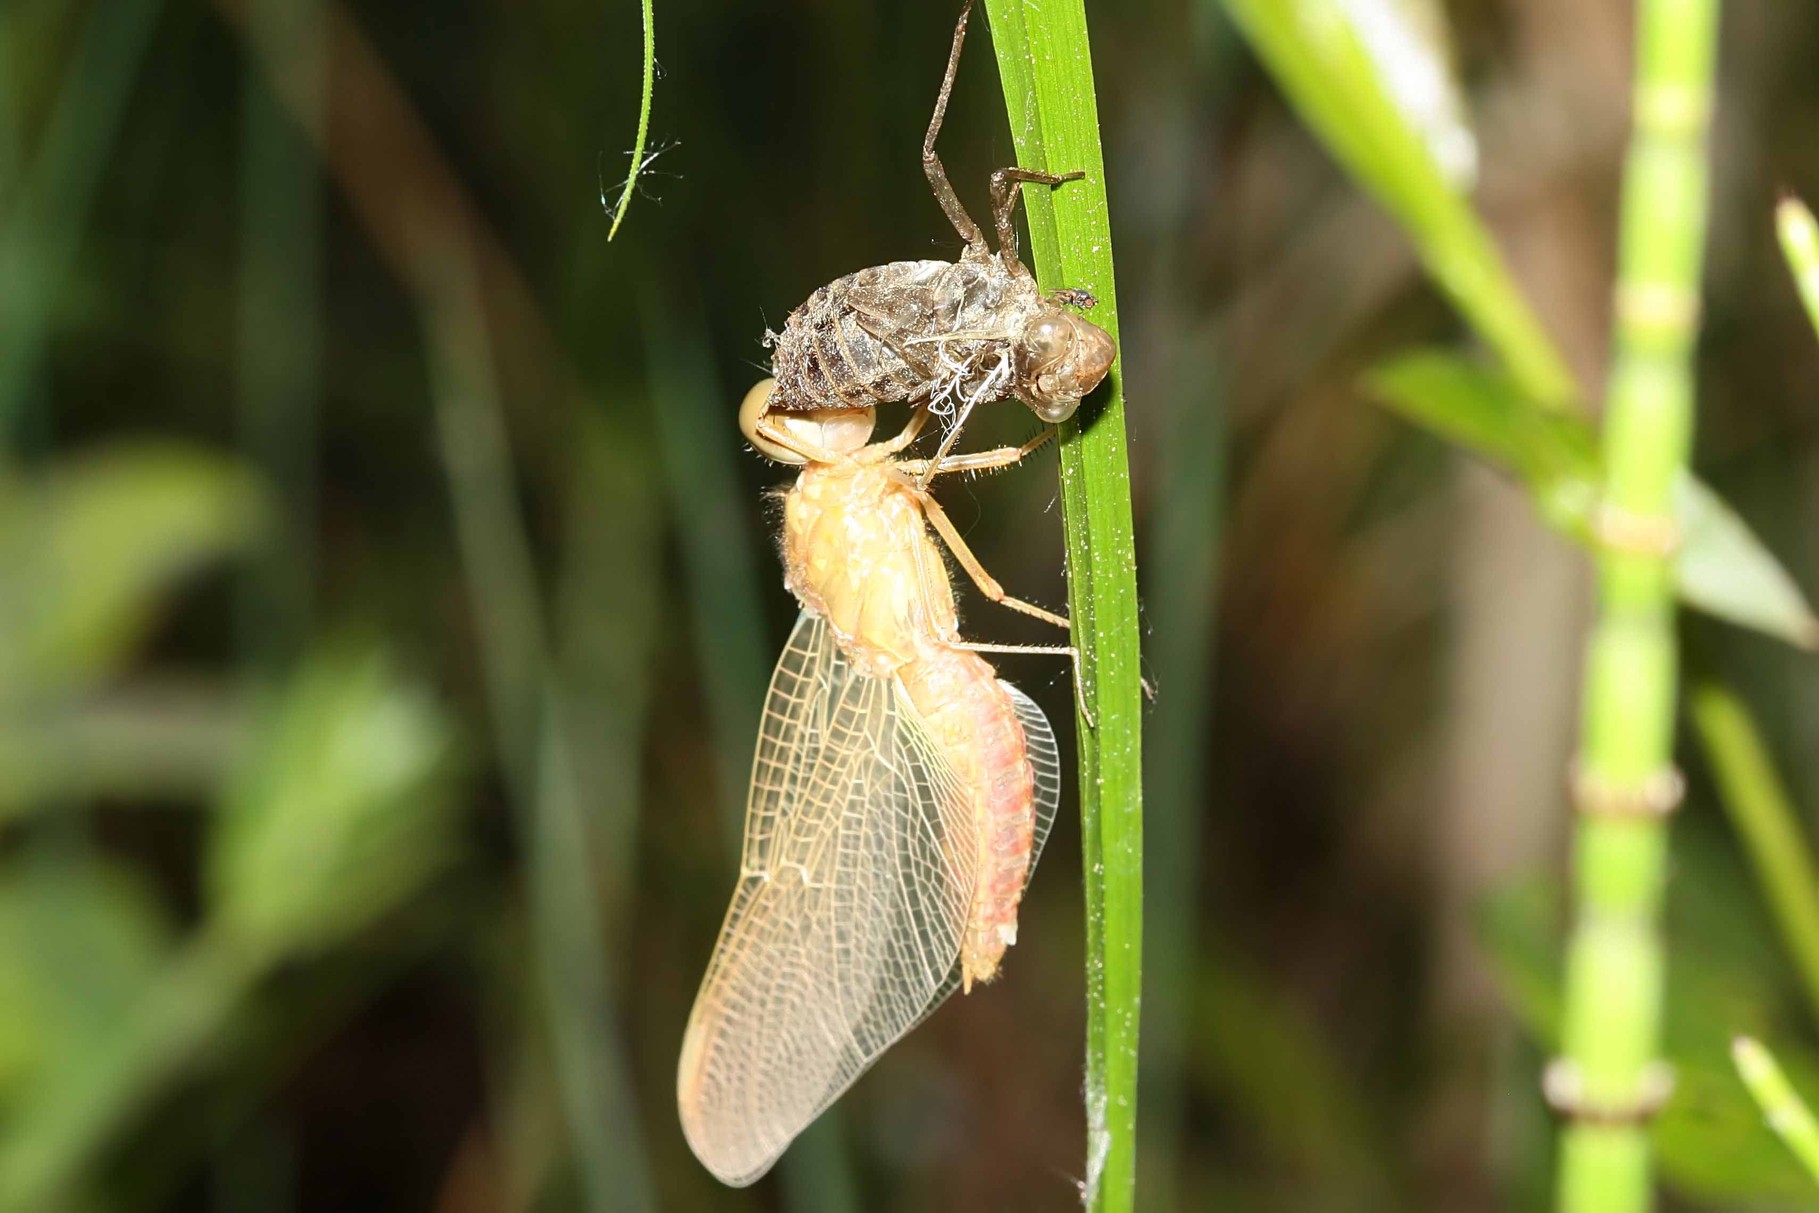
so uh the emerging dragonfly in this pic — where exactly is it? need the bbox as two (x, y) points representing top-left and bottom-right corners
(676, 385), (1076, 1186)
(764, 0), (1116, 474)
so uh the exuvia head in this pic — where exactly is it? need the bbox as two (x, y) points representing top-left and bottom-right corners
(739, 379), (876, 465)
(1015, 308), (1117, 424)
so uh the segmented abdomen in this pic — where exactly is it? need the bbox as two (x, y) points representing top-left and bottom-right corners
(767, 259), (1035, 412)
(768, 262), (941, 409)
(900, 645), (1037, 990)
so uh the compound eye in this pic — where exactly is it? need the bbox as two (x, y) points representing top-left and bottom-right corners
(739, 379), (807, 465)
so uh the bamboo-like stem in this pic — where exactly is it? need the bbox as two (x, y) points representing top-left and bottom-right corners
(1555, 1), (1720, 1209)
(1779, 195), (1819, 344)
(981, 5), (1144, 1209)
(1733, 1036), (1819, 1187)
(1689, 684), (1819, 1028)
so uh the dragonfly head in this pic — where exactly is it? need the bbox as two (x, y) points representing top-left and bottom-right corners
(1015, 309), (1116, 424)
(740, 379), (876, 464)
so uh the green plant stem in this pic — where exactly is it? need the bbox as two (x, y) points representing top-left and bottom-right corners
(1778, 195), (1819, 345)
(1556, 2), (1720, 1210)
(1689, 684), (1819, 1028)
(982, 4), (1144, 1209)
(604, 0), (654, 241)
(1732, 1036), (1819, 1187)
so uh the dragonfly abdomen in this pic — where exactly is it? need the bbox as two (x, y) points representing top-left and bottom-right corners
(900, 645), (1037, 992)
(769, 267), (933, 409)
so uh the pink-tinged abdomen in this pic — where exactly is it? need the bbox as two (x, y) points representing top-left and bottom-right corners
(901, 646), (1037, 991)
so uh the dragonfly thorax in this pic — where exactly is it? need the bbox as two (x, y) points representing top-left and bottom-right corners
(781, 462), (957, 677)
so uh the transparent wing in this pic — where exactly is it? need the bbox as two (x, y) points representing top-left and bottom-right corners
(906, 677), (1061, 1031)
(677, 612), (978, 1187)
(1003, 679), (1061, 864)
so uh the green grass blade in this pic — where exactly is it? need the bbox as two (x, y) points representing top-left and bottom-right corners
(1218, 0), (1577, 408)
(0, 0), (166, 441)
(420, 253), (656, 1213)
(1690, 685), (1819, 1030)
(1778, 195), (1819, 346)
(641, 299), (771, 850)
(982, 4), (1144, 1209)
(1140, 350), (1223, 1207)
(604, 0), (655, 241)
(0, 11), (18, 206)
(1732, 1037), (1819, 1188)
(236, 0), (324, 671)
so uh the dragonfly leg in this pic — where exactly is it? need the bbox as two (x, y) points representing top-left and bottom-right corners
(925, 1), (990, 255)
(989, 167), (1084, 266)
(753, 416), (842, 465)
(894, 426), (1054, 482)
(878, 405), (932, 455)
(918, 492), (1070, 632)
(953, 639), (1093, 729)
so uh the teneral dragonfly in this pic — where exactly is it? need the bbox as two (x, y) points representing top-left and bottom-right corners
(676, 384), (1075, 1186)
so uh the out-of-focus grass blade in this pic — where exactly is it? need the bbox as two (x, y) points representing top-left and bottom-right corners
(1140, 342), (1224, 1210)
(0, 10), (18, 206)
(1733, 1036), (1819, 1188)
(552, 408), (660, 945)
(420, 250), (655, 1213)
(1367, 350), (1819, 649)
(1332, 0), (1476, 188)
(0, 444), (267, 694)
(1189, 938), (1399, 1204)
(1690, 684), (1819, 1029)
(236, 0), (323, 671)
(1677, 480), (1819, 650)
(1225, 0), (1819, 652)
(641, 298), (771, 847)
(0, 0), (167, 440)
(1778, 196), (1819, 345)
(1218, 0), (1577, 408)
